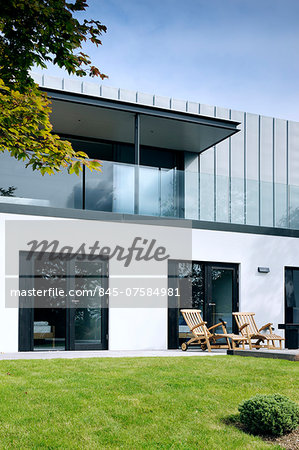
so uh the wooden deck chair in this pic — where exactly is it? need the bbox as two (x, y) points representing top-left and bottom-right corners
(180, 309), (246, 352)
(233, 312), (284, 350)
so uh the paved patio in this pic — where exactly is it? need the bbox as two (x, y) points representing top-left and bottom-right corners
(0, 349), (227, 360)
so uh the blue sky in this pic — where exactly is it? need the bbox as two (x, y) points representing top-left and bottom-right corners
(42, 0), (299, 121)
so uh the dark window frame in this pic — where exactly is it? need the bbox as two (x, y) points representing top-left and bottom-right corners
(19, 251), (109, 352)
(168, 259), (239, 349)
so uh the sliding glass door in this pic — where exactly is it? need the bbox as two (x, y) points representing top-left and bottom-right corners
(19, 252), (108, 351)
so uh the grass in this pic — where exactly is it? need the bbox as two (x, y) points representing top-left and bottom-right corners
(0, 356), (298, 449)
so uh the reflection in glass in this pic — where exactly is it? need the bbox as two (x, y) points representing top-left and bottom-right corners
(139, 167), (160, 216)
(30, 254), (107, 351)
(73, 260), (105, 346)
(33, 257), (67, 350)
(285, 268), (299, 349)
(113, 164), (135, 214)
(168, 262), (204, 343)
(289, 185), (299, 230)
(85, 161), (114, 211)
(85, 160), (135, 214)
(191, 264), (205, 310)
(211, 269), (233, 334)
(1, 148), (299, 230)
(199, 173), (214, 221)
(161, 169), (176, 217)
(0, 151), (82, 209)
(275, 183), (288, 228)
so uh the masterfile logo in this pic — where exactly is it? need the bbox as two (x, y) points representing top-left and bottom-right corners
(25, 237), (170, 267)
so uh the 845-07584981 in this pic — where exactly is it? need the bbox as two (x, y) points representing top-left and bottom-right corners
(94, 287), (180, 297)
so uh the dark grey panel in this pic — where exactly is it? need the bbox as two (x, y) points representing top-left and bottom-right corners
(44, 88), (240, 154)
(1, 203), (299, 237)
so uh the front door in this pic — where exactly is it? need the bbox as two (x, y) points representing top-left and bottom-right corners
(168, 260), (239, 349)
(19, 252), (108, 351)
(205, 264), (238, 337)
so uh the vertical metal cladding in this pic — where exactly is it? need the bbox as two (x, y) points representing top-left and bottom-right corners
(34, 73), (299, 229)
(199, 105), (299, 229)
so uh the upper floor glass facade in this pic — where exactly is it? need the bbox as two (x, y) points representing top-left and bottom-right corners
(1, 73), (299, 231)
(0, 150), (298, 229)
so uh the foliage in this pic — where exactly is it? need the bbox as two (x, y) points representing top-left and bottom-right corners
(0, 79), (101, 175)
(0, 0), (107, 90)
(0, 186), (16, 197)
(238, 393), (299, 436)
(0, 0), (106, 174)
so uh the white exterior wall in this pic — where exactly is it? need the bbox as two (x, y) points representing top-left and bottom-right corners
(0, 217), (18, 352)
(192, 228), (299, 334)
(0, 212), (299, 352)
(0, 213), (190, 353)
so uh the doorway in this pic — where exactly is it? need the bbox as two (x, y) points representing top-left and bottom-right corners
(19, 252), (108, 351)
(168, 260), (239, 349)
(285, 267), (299, 349)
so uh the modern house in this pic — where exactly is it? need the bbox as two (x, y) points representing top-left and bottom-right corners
(0, 73), (298, 352)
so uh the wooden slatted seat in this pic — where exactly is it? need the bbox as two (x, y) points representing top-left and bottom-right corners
(180, 309), (246, 352)
(233, 312), (284, 350)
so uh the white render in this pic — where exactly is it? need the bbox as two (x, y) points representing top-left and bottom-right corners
(0, 211), (298, 352)
(192, 228), (299, 334)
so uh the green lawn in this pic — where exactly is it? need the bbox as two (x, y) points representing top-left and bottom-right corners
(0, 356), (298, 449)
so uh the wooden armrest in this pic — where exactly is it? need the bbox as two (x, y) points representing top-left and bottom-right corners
(190, 322), (206, 331)
(208, 322), (227, 331)
(239, 323), (250, 331)
(259, 323), (273, 332)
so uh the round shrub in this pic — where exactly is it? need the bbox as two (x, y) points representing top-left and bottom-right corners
(238, 394), (299, 436)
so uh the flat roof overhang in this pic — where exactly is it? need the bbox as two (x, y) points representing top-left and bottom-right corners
(43, 87), (240, 153)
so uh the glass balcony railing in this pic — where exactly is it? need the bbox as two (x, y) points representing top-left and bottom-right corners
(0, 152), (299, 230)
(85, 161), (184, 217)
(0, 151), (82, 209)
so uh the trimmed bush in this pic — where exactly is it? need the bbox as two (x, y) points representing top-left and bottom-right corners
(238, 394), (299, 436)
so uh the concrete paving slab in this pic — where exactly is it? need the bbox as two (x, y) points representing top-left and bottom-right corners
(227, 348), (299, 361)
(0, 349), (227, 361)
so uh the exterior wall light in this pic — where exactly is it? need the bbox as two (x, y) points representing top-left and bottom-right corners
(258, 267), (270, 273)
